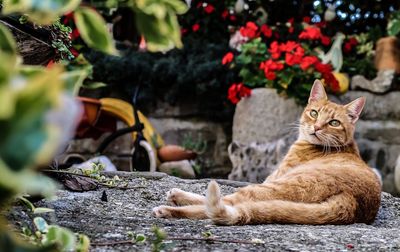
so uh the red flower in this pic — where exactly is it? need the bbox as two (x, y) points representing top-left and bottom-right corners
(260, 59), (284, 72)
(288, 27), (294, 33)
(63, 12), (74, 24)
(222, 52), (234, 65)
(192, 23), (200, 32)
(285, 53), (302, 66)
(280, 41), (299, 52)
(316, 21), (327, 28)
(228, 83), (252, 104)
(294, 46), (305, 57)
(181, 28), (188, 35)
(300, 56), (318, 70)
(268, 41), (281, 59)
(240, 22), (259, 39)
(238, 83), (252, 97)
(260, 24), (272, 38)
(70, 28), (80, 40)
(70, 48), (79, 57)
(343, 37), (358, 53)
(299, 26), (321, 40)
(265, 71), (276, 80)
(320, 35), (331, 46)
(46, 60), (55, 68)
(204, 4), (215, 14)
(260, 59), (284, 80)
(303, 16), (311, 23)
(230, 15), (237, 21)
(221, 10), (229, 19)
(315, 61), (333, 74)
(288, 18), (294, 25)
(323, 72), (340, 92)
(343, 43), (352, 53)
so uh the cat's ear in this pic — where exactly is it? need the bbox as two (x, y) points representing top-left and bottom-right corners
(344, 97), (365, 124)
(308, 80), (327, 103)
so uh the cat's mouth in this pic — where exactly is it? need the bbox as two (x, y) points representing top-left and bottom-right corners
(310, 133), (321, 140)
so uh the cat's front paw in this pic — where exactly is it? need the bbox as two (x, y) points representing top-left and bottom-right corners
(166, 188), (184, 206)
(152, 205), (173, 218)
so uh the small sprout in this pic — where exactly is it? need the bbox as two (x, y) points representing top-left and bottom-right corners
(113, 175), (120, 181)
(202, 231), (213, 238)
(127, 231), (135, 239)
(22, 226), (32, 236)
(135, 234), (147, 244)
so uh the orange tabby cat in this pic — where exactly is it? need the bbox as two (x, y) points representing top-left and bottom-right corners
(153, 80), (381, 225)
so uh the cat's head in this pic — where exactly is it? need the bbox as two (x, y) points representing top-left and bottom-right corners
(298, 80), (365, 147)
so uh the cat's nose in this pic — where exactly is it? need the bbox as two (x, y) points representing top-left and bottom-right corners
(314, 125), (322, 132)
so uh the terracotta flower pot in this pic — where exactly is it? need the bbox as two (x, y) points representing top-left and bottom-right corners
(157, 145), (197, 162)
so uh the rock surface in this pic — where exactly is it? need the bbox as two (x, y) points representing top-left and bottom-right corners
(8, 172), (400, 251)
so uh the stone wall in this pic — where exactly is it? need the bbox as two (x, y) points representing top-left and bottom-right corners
(229, 88), (400, 195)
(147, 100), (232, 178)
(333, 91), (400, 195)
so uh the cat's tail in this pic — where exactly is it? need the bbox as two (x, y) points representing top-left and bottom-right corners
(206, 181), (243, 225)
(206, 181), (358, 225)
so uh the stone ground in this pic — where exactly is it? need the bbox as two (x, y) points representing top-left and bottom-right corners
(8, 172), (400, 251)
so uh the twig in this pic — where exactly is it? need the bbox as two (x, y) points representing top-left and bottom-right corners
(168, 236), (258, 244)
(91, 237), (261, 246)
(41, 169), (146, 190)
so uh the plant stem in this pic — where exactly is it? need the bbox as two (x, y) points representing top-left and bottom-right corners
(41, 169), (146, 190)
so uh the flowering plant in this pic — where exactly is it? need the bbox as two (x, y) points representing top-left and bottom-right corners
(223, 19), (342, 104)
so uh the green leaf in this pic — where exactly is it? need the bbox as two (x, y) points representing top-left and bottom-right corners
(44, 226), (76, 251)
(61, 70), (88, 95)
(388, 19), (400, 36)
(74, 7), (116, 55)
(0, 159), (57, 202)
(34, 208), (55, 214)
(81, 81), (107, 90)
(77, 234), (90, 252)
(18, 196), (36, 212)
(0, 23), (17, 56)
(134, 0), (187, 51)
(135, 234), (146, 243)
(2, 0), (81, 25)
(34, 217), (49, 233)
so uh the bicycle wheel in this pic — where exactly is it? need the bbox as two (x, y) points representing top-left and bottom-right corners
(130, 140), (156, 172)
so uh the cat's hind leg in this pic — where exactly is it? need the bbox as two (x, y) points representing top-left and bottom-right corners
(206, 180), (357, 225)
(166, 188), (206, 206)
(152, 205), (208, 219)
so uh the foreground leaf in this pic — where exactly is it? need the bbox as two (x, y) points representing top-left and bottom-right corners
(74, 7), (116, 55)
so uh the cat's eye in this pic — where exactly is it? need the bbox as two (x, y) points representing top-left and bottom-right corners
(329, 120), (341, 127)
(310, 110), (318, 118)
